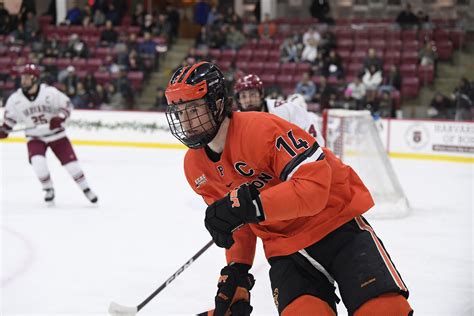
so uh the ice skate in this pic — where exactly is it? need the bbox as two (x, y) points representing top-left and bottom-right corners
(83, 188), (98, 203)
(44, 188), (55, 202)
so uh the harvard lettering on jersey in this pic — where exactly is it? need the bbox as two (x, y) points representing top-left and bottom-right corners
(266, 98), (325, 145)
(3, 84), (72, 142)
(184, 112), (374, 265)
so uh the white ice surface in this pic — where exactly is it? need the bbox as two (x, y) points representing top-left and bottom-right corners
(1, 143), (473, 315)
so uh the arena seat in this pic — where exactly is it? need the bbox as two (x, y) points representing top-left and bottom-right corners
(401, 77), (420, 98)
(127, 71), (144, 91)
(251, 50), (269, 62)
(247, 61), (264, 75)
(263, 62), (280, 75)
(276, 74), (294, 90)
(236, 49), (252, 62)
(280, 63), (297, 75)
(95, 72), (111, 85)
(418, 64), (434, 85)
(436, 41), (453, 60)
(400, 63), (418, 77)
(259, 74), (276, 87)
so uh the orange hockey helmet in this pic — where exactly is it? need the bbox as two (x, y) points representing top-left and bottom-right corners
(165, 62), (230, 149)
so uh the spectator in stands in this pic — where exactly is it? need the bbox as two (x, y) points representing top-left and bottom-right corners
(230, 12), (244, 31)
(223, 61), (243, 95)
(114, 33), (129, 65)
(428, 92), (454, 119)
(0, 3), (11, 35)
(92, 0), (107, 14)
(89, 83), (107, 108)
(452, 77), (474, 121)
(280, 37), (300, 63)
(195, 26), (210, 50)
(185, 47), (201, 63)
(71, 82), (90, 109)
(166, 5), (180, 44)
(318, 31), (337, 58)
(66, 2), (84, 25)
(416, 10), (432, 29)
(315, 76), (338, 110)
(379, 65), (401, 93)
(127, 51), (144, 72)
(310, 0), (330, 22)
(104, 82), (125, 110)
(60, 66), (78, 98)
(301, 26), (321, 63)
(453, 77), (474, 101)
(206, 6), (218, 26)
(225, 24), (246, 50)
(295, 72), (317, 102)
(419, 40), (438, 66)
(82, 5), (92, 21)
(132, 3), (146, 27)
(363, 65), (383, 109)
(208, 27), (226, 49)
(311, 50), (326, 77)
(82, 15), (93, 27)
(127, 33), (139, 53)
(265, 87), (284, 101)
(65, 33), (89, 59)
(140, 14), (155, 35)
(44, 35), (61, 58)
(363, 48), (383, 72)
(194, 0), (211, 26)
(344, 75), (366, 110)
(138, 31), (158, 69)
(100, 20), (118, 46)
(9, 22), (26, 43)
(105, 3), (121, 26)
(112, 0), (127, 22)
(105, 54), (121, 74)
(24, 11), (38, 36)
(93, 6), (106, 26)
(377, 91), (394, 118)
(154, 87), (167, 111)
(323, 49), (344, 79)
(243, 14), (259, 39)
(258, 13), (277, 39)
(395, 3), (419, 29)
(155, 14), (172, 44)
(83, 72), (97, 93)
(115, 69), (133, 107)
(363, 65), (382, 92)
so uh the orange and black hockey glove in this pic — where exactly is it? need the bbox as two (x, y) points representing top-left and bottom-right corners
(213, 263), (254, 316)
(205, 183), (264, 249)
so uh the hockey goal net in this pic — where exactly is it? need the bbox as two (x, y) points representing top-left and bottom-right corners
(322, 109), (410, 218)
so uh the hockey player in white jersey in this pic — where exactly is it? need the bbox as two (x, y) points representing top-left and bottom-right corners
(0, 64), (98, 203)
(234, 74), (325, 145)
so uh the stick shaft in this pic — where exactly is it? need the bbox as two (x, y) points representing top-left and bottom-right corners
(137, 240), (214, 311)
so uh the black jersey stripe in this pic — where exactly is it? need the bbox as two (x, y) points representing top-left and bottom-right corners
(279, 143), (325, 181)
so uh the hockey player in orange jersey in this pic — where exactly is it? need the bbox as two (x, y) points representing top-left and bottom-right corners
(165, 62), (413, 316)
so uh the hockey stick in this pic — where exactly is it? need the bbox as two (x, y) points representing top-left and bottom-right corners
(109, 240), (214, 315)
(0, 124), (49, 133)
